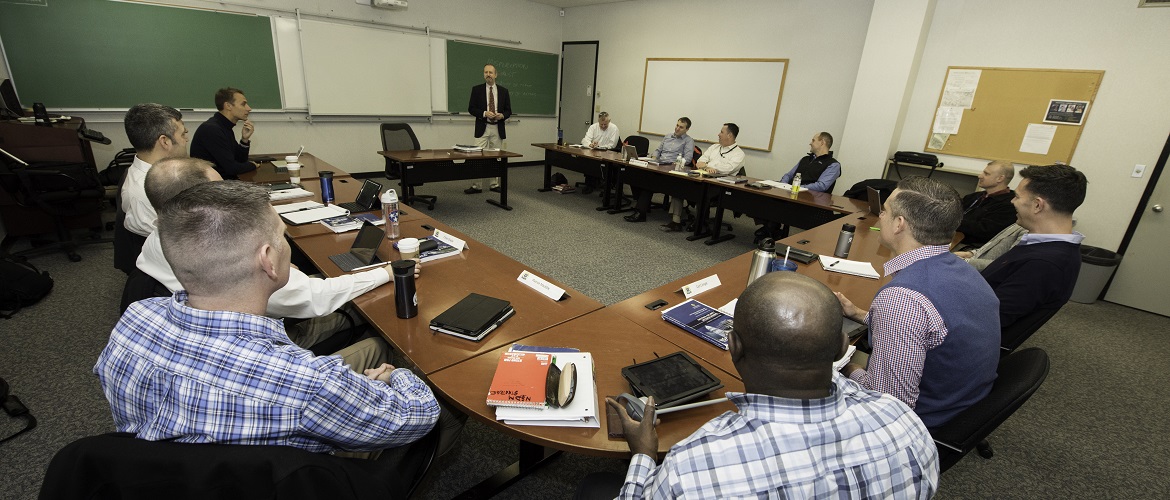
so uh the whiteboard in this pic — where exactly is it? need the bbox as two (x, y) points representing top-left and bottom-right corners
(639, 59), (788, 151)
(296, 19), (431, 116)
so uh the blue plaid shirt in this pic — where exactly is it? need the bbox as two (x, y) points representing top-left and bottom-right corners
(94, 293), (440, 453)
(620, 373), (939, 499)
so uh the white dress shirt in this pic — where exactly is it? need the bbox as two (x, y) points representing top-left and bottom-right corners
(135, 231), (391, 319)
(697, 143), (746, 175)
(120, 156), (156, 237)
(582, 122), (621, 150)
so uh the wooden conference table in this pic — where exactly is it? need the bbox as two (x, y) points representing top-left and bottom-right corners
(379, 149), (523, 211)
(270, 155), (899, 497)
(532, 143), (865, 243)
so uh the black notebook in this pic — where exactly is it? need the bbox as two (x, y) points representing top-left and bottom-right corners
(430, 293), (514, 341)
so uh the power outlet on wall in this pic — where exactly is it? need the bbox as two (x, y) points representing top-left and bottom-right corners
(1132, 164), (1146, 178)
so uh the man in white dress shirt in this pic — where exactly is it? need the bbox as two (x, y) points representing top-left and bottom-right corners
(663, 123), (745, 232)
(579, 111), (620, 193)
(121, 103), (190, 238)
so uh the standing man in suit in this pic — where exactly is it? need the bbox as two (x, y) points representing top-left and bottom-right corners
(190, 87), (257, 180)
(466, 64), (511, 194)
(956, 160), (1017, 248)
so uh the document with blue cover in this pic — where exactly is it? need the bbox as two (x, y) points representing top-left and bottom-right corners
(661, 299), (732, 350)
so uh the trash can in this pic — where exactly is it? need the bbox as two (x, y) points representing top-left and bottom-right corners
(1069, 246), (1122, 304)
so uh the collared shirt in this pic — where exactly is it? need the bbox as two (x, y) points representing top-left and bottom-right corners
(94, 293), (439, 452)
(848, 245), (951, 409)
(1018, 231), (1085, 246)
(120, 156), (156, 237)
(582, 122), (621, 150)
(653, 133), (695, 166)
(135, 231), (390, 319)
(696, 142), (745, 175)
(619, 374), (939, 499)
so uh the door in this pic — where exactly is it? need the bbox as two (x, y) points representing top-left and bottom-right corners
(559, 42), (598, 143)
(1105, 133), (1170, 316)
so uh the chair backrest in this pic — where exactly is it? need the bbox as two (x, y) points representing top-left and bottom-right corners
(843, 179), (897, 201)
(39, 432), (398, 500)
(120, 268), (169, 312)
(112, 208), (148, 275)
(929, 347), (1050, 472)
(693, 145), (703, 164)
(381, 123), (421, 151)
(1001, 307), (1061, 355)
(623, 135), (650, 157)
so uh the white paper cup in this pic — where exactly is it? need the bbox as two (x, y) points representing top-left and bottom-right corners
(287, 163), (302, 184)
(398, 237), (420, 262)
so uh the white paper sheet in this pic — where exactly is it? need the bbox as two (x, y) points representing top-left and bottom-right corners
(1020, 123), (1057, 155)
(933, 106), (964, 135)
(941, 69), (981, 108)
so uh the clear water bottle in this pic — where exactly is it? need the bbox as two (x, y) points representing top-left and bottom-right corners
(674, 153), (685, 172)
(381, 189), (400, 240)
(791, 173), (802, 195)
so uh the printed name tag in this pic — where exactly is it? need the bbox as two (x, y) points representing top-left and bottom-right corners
(433, 228), (468, 250)
(680, 274), (721, 299)
(518, 270), (568, 301)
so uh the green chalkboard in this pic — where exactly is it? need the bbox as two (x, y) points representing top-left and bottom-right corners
(446, 41), (558, 116)
(0, 0), (281, 109)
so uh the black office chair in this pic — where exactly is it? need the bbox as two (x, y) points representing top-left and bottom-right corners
(380, 123), (439, 210)
(1000, 308), (1061, 356)
(40, 428), (441, 500)
(929, 347), (1050, 473)
(844, 179), (897, 201)
(119, 268), (170, 313)
(112, 198), (147, 275)
(0, 157), (110, 262)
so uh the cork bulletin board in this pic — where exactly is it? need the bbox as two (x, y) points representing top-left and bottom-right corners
(925, 67), (1104, 165)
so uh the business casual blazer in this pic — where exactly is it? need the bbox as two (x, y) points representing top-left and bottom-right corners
(468, 83), (512, 140)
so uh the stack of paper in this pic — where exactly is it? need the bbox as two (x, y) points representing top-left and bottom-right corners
(494, 351), (598, 428)
(453, 144), (484, 153)
(280, 205), (349, 225)
(269, 187), (314, 201)
(318, 213), (384, 233)
(273, 201), (323, 214)
(820, 257), (881, 279)
(759, 180), (806, 192)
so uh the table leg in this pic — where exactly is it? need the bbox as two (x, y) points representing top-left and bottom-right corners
(486, 160), (513, 211)
(606, 167), (634, 215)
(538, 152), (553, 192)
(705, 202), (736, 245)
(685, 193), (714, 241)
(453, 441), (562, 499)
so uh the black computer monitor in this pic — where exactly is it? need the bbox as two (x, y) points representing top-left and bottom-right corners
(1, 79), (26, 117)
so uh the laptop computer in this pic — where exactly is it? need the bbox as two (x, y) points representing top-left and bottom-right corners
(1, 79), (26, 118)
(327, 221), (386, 272)
(867, 186), (884, 216)
(621, 144), (638, 161)
(336, 179), (383, 213)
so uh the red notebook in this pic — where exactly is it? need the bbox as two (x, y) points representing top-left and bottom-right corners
(486, 351), (552, 409)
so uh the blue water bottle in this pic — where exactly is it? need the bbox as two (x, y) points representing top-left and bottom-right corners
(319, 170), (335, 204)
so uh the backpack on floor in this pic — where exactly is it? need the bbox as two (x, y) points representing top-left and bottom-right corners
(0, 256), (54, 318)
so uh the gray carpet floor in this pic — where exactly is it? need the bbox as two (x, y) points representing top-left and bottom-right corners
(2, 164), (1168, 498)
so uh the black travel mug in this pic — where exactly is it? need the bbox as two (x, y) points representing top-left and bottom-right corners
(390, 259), (417, 319)
(319, 170), (335, 204)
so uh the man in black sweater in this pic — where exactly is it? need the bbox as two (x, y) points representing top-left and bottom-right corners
(190, 87), (257, 180)
(957, 160), (1017, 248)
(981, 164), (1087, 338)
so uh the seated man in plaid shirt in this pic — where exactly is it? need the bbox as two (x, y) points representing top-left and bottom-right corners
(95, 181), (440, 456)
(597, 272), (939, 499)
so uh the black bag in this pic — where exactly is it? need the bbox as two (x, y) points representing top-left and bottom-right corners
(551, 172), (568, 186)
(892, 151), (941, 167)
(0, 256), (54, 318)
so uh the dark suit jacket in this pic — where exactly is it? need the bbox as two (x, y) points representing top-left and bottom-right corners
(958, 189), (1016, 246)
(468, 83), (512, 139)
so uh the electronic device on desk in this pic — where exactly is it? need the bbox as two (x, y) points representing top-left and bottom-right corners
(621, 144), (638, 161)
(327, 222), (386, 272)
(745, 181), (772, 190)
(773, 243), (818, 264)
(620, 352), (724, 410)
(430, 293), (514, 342)
(336, 179), (384, 213)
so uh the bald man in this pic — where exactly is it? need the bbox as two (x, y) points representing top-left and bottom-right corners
(597, 273), (939, 499)
(957, 160), (1016, 247)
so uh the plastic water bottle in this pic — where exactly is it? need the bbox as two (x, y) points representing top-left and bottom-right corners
(674, 153), (685, 172)
(381, 189), (400, 240)
(791, 173), (802, 195)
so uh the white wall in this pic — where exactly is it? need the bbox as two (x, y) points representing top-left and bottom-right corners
(561, 0), (875, 180)
(2, 0), (565, 174)
(895, 0), (1170, 250)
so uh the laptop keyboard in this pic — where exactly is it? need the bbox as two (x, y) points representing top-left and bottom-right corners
(329, 253), (368, 272)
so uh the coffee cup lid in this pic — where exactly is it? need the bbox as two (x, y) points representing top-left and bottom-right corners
(398, 237), (420, 251)
(284, 155), (298, 162)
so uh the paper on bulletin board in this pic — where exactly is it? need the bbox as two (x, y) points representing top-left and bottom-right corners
(928, 133), (949, 150)
(933, 107), (963, 135)
(941, 69), (981, 108)
(1019, 123), (1057, 155)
